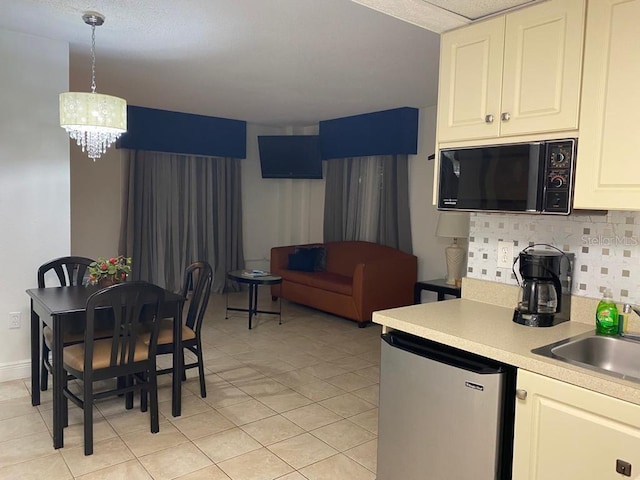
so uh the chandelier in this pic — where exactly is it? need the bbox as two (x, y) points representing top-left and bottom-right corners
(59, 13), (126, 160)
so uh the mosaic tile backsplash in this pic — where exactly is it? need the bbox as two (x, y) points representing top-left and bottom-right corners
(467, 211), (640, 304)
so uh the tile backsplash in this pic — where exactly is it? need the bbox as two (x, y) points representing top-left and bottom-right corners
(467, 211), (640, 303)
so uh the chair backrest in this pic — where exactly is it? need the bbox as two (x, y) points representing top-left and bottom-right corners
(38, 256), (94, 288)
(181, 262), (213, 333)
(84, 282), (165, 374)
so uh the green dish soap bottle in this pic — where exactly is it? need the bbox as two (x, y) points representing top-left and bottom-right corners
(595, 289), (619, 335)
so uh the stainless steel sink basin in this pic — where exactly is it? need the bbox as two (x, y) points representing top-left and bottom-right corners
(532, 333), (640, 383)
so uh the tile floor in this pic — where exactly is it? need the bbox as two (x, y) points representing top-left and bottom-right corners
(0, 289), (382, 479)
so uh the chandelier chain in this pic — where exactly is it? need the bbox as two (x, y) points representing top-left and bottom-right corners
(90, 23), (97, 93)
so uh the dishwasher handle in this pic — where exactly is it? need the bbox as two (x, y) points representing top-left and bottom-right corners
(382, 331), (506, 375)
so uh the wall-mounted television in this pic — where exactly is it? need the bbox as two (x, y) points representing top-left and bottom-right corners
(258, 135), (322, 179)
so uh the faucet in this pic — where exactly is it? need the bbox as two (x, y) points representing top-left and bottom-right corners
(620, 304), (640, 342)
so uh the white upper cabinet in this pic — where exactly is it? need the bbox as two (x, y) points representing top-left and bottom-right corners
(573, 0), (640, 210)
(437, 17), (504, 142)
(437, 0), (585, 144)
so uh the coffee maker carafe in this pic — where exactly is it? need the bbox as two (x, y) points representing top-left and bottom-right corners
(513, 249), (573, 327)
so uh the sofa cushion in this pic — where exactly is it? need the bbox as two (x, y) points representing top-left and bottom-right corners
(287, 250), (316, 271)
(281, 270), (353, 296)
(294, 246), (326, 271)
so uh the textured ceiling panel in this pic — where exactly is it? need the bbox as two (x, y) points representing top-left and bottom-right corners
(423, 0), (539, 21)
(350, 0), (469, 33)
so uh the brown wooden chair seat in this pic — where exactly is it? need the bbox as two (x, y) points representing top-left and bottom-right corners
(62, 282), (164, 456)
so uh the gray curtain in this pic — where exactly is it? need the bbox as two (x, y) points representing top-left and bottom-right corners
(119, 149), (244, 293)
(323, 154), (412, 254)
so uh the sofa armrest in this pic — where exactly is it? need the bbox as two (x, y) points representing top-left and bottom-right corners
(352, 255), (418, 321)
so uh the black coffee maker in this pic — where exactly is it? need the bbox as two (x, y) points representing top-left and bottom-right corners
(513, 248), (573, 327)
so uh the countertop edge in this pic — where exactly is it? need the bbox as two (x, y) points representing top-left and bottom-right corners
(373, 300), (640, 406)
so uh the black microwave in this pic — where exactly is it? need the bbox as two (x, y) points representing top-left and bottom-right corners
(437, 139), (576, 215)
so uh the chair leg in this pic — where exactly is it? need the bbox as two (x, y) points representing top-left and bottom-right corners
(62, 370), (69, 428)
(125, 376), (134, 410)
(196, 342), (206, 398)
(181, 350), (187, 382)
(83, 378), (93, 456)
(140, 373), (148, 413)
(149, 370), (159, 434)
(41, 337), (49, 391)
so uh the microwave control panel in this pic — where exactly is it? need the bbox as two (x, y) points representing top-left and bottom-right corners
(543, 140), (575, 213)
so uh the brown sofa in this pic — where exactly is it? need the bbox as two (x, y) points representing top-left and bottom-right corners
(270, 241), (418, 326)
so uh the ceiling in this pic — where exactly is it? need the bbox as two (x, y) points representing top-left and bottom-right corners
(0, 0), (538, 127)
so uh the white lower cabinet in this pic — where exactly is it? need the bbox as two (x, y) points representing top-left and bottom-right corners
(513, 370), (640, 479)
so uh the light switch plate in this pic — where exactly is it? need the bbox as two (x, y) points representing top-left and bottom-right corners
(497, 241), (514, 269)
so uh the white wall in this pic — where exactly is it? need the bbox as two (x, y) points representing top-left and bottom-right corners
(0, 28), (70, 381)
(70, 146), (122, 258)
(408, 106), (449, 302)
(242, 124), (325, 271)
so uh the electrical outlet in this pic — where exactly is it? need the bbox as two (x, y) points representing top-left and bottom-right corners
(8, 312), (21, 329)
(497, 242), (514, 269)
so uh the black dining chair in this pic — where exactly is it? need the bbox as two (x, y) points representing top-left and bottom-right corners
(62, 282), (165, 456)
(38, 256), (94, 391)
(151, 261), (213, 398)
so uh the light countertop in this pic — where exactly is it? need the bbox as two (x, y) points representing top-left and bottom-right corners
(373, 298), (640, 406)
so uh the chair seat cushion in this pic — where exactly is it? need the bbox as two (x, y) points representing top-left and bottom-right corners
(63, 338), (149, 371)
(139, 319), (196, 346)
(156, 319), (196, 345)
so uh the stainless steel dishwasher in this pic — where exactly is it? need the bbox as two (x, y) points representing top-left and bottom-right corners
(377, 330), (516, 480)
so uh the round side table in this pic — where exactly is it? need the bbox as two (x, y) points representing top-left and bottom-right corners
(226, 270), (282, 329)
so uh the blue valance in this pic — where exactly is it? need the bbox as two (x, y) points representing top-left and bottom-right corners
(118, 106), (247, 159)
(319, 107), (419, 160)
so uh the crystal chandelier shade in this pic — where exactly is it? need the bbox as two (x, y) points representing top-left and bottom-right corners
(59, 13), (126, 160)
(60, 92), (126, 159)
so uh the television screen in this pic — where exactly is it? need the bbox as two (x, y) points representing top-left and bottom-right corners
(258, 135), (322, 179)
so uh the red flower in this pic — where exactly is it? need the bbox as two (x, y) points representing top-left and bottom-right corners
(100, 263), (107, 271)
(109, 257), (116, 264)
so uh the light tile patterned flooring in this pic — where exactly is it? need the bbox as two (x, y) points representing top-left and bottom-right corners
(0, 289), (382, 479)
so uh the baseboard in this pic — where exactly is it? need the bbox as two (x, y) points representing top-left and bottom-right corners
(0, 360), (30, 383)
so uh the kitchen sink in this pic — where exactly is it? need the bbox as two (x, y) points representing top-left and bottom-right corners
(532, 333), (640, 383)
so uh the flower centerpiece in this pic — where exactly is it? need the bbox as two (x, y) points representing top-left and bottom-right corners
(88, 256), (132, 287)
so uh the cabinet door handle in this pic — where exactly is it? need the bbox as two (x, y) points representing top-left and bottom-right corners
(501, 112), (511, 121)
(516, 389), (527, 400)
(485, 114), (494, 124)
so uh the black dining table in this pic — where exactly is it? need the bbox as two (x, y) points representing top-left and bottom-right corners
(27, 284), (184, 450)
